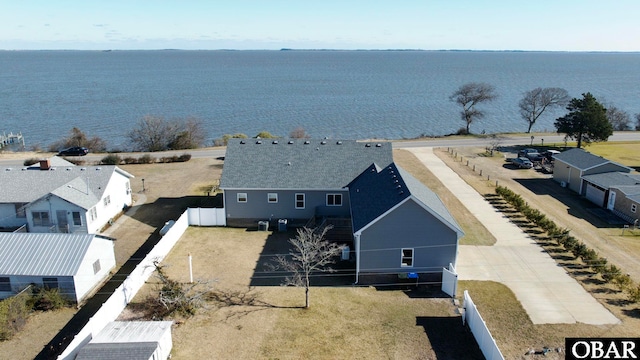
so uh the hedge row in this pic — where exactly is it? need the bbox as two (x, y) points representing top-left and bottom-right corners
(495, 185), (640, 302)
(101, 153), (191, 165)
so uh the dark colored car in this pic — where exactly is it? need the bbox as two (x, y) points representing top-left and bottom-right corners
(58, 147), (89, 156)
(507, 157), (534, 169)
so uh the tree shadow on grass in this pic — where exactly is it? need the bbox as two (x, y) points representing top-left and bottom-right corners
(416, 316), (484, 360)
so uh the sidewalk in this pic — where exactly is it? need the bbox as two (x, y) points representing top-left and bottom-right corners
(408, 147), (619, 325)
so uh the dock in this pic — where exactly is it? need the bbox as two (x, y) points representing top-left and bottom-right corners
(0, 132), (25, 150)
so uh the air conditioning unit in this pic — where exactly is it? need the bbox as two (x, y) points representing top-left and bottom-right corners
(560, 181), (567, 188)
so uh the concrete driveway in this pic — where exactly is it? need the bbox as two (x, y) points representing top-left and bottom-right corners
(409, 147), (619, 325)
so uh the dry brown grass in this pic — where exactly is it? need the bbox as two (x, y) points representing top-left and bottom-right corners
(125, 227), (483, 360)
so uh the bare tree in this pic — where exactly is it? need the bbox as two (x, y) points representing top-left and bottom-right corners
(128, 116), (179, 152)
(49, 127), (107, 152)
(289, 127), (310, 139)
(449, 82), (497, 134)
(272, 226), (344, 308)
(636, 113), (640, 131)
(518, 87), (570, 133)
(606, 105), (631, 131)
(168, 117), (207, 150)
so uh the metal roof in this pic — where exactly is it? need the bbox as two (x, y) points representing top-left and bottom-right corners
(91, 321), (173, 343)
(0, 233), (107, 276)
(348, 163), (463, 236)
(553, 148), (632, 172)
(0, 165), (133, 209)
(219, 139), (393, 189)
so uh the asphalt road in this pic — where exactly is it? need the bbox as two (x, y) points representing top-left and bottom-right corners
(1, 132), (639, 166)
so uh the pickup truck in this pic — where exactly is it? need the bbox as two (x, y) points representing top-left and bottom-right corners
(506, 157), (534, 169)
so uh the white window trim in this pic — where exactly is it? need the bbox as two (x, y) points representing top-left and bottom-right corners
(326, 193), (343, 207)
(103, 195), (111, 207)
(237, 193), (247, 203)
(89, 207), (98, 223)
(401, 248), (414, 267)
(295, 193), (305, 209)
(268, 193), (278, 203)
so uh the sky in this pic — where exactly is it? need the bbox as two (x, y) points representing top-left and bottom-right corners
(1, 0), (639, 51)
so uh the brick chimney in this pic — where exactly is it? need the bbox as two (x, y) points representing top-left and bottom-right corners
(39, 159), (51, 170)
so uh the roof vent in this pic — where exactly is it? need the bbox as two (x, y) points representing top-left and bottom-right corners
(396, 184), (402, 189)
(287, 162), (292, 166)
(365, 144), (371, 147)
(96, 167), (101, 171)
(304, 141), (310, 145)
(81, 168), (86, 171)
(5, 168), (11, 171)
(336, 141), (342, 145)
(66, 168), (72, 171)
(376, 143), (382, 147)
(288, 140), (294, 144)
(272, 140), (278, 144)
(321, 141), (327, 145)
(256, 140), (262, 144)
(240, 140), (246, 144)
(398, 190), (404, 195)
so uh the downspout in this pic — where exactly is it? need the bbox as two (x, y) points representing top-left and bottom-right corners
(354, 233), (361, 284)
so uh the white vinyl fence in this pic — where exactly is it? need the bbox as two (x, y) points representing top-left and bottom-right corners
(187, 207), (226, 226)
(441, 263), (457, 297)
(58, 210), (190, 360)
(462, 290), (504, 360)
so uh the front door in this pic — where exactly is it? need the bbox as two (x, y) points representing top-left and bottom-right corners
(56, 210), (69, 233)
(607, 191), (616, 210)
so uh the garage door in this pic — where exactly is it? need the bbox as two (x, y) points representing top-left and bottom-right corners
(585, 183), (606, 207)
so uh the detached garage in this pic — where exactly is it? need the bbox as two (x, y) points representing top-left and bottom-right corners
(0, 233), (116, 303)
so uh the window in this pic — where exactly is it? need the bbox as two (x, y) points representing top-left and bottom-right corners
(43, 277), (58, 289)
(14, 203), (28, 218)
(632, 204), (637, 213)
(0, 277), (10, 292)
(32, 211), (50, 226)
(268, 193), (278, 203)
(326, 194), (342, 206)
(295, 193), (305, 209)
(103, 195), (111, 207)
(401, 248), (414, 267)
(72, 212), (82, 226)
(237, 193), (247, 203)
(93, 260), (101, 274)
(88, 207), (98, 222)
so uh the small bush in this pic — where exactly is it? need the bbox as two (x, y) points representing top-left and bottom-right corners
(123, 156), (138, 164)
(31, 287), (70, 311)
(101, 154), (122, 165)
(0, 292), (30, 341)
(138, 154), (155, 164)
(23, 158), (40, 166)
(178, 153), (192, 162)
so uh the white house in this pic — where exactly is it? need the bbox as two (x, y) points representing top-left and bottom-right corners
(0, 158), (134, 234)
(75, 321), (174, 360)
(0, 232), (116, 303)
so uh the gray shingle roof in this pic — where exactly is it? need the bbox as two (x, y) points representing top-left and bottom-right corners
(0, 233), (107, 276)
(348, 163), (463, 235)
(0, 165), (133, 209)
(582, 172), (640, 189)
(553, 148), (632, 172)
(219, 139), (393, 189)
(75, 342), (158, 360)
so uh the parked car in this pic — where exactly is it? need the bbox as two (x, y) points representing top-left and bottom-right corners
(506, 157), (534, 169)
(58, 147), (89, 156)
(542, 150), (561, 162)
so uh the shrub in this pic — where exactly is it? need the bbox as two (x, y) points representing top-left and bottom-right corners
(31, 287), (70, 311)
(255, 131), (277, 139)
(123, 156), (138, 164)
(138, 154), (155, 164)
(101, 154), (122, 165)
(178, 153), (192, 162)
(0, 292), (30, 341)
(602, 264), (622, 282)
(23, 158), (40, 166)
(627, 284), (640, 303)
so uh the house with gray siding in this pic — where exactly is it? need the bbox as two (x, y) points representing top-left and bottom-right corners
(219, 139), (463, 284)
(349, 163), (463, 283)
(581, 172), (640, 208)
(552, 148), (632, 195)
(219, 139), (393, 228)
(608, 185), (640, 225)
(0, 232), (116, 302)
(0, 158), (134, 234)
